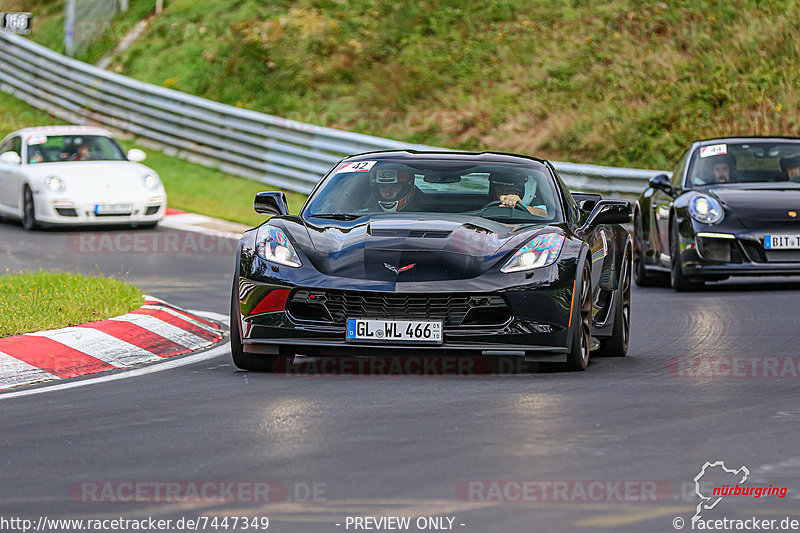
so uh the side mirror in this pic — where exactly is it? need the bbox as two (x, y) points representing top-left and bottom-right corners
(572, 192), (602, 212)
(581, 200), (632, 230)
(127, 148), (147, 162)
(254, 191), (289, 216)
(648, 173), (673, 195)
(0, 151), (22, 165)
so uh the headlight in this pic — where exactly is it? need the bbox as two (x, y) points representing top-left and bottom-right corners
(255, 225), (302, 268)
(689, 194), (723, 224)
(44, 176), (65, 193)
(501, 233), (565, 273)
(142, 173), (160, 190)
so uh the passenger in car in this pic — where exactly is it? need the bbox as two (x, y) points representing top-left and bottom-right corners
(488, 172), (548, 217)
(780, 154), (800, 182)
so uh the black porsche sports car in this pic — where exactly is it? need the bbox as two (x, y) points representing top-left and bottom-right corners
(634, 137), (800, 291)
(231, 151), (632, 371)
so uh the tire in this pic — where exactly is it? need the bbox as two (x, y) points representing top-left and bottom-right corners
(670, 219), (704, 292)
(594, 250), (631, 357)
(565, 261), (592, 371)
(229, 278), (285, 371)
(21, 186), (38, 231)
(633, 210), (667, 287)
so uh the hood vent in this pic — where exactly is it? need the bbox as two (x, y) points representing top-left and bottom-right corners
(369, 229), (453, 239)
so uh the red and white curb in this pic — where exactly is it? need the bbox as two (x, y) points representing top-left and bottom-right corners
(0, 296), (228, 391)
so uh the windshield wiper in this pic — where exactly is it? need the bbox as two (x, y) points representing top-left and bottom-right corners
(310, 213), (362, 221)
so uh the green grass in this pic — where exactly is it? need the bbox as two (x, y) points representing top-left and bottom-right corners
(87, 0), (800, 170)
(0, 91), (308, 226)
(0, 271), (143, 337)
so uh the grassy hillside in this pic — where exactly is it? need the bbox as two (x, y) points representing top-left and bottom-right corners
(5, 0), (154, 63)
(78, 0), (800, 170)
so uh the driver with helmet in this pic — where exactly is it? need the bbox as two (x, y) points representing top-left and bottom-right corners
(488, 172), (547, 217)
(370, 166), (419, 212)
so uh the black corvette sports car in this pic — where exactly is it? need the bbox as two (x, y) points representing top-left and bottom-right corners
(634, 137), (800, 291)
(231, 151), (632, 371)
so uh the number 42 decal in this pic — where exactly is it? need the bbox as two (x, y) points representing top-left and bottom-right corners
(335, 161), (377, 173)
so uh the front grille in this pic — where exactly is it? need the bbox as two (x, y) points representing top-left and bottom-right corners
(288, 289), (510, 327)
(764, 250), (800, 262)
(736, 239), (800, 263)
(739, 240), (767, 263)
(730, 241), (743, 263)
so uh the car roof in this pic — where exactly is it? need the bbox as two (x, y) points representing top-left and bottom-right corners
(341, 150), (551, 166)
(695, 136), (800, 146)
(10, 125), (115, 140)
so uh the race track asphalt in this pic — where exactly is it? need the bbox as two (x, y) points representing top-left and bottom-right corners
(1, 219), (798, 532)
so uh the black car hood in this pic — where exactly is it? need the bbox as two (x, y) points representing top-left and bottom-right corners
(708, 183), (800, 227)
(283, 214), (546, 281)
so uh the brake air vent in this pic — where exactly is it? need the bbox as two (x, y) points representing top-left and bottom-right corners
(55, 208), (78, 217)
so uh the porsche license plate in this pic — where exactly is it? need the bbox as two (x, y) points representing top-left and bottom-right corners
(346, 319), (443, 344)
(95, 203), (133, 215)
(764, 235), (800, 250)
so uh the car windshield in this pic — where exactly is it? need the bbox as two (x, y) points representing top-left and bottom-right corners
(25, 134), (127, 164)
(304, 159), (563, 223)
(687, 141), (800, 187)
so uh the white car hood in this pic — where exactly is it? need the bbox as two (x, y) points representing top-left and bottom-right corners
(28, 161), (160, 199)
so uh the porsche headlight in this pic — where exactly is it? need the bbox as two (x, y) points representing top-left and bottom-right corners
(142, 173), (161, 190)
(44, 175), (65, 193)
(501, 233), (565, 273)
(689, 194), (723, 224)
(255, 225), (302, 268)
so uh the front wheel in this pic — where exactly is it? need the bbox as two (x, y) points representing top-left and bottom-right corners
(229, 278), (285, 371)
(565, 262), (592, 371)
(594, 250), (631, 357)
(670, 220), (704, 292)
(633, 211), (667, 287)
(22, 186), (38, 231)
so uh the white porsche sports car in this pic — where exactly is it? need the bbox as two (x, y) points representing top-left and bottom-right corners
(0, 125), (167, 230)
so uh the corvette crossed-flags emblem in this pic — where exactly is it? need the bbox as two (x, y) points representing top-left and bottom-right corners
(384, 263), (415, 274)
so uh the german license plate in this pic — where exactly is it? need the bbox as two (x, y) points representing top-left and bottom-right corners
(346, 318), (443, 344)
(764, 235), (800, 250)
(95, 203), (133, 215)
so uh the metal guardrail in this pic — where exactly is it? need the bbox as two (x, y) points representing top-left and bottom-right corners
(0, 32), (668, 195)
